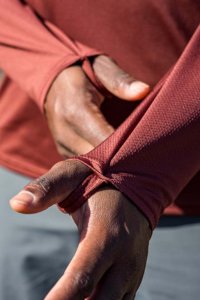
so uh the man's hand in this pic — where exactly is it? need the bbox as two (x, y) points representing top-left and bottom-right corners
(45, 55), (150, 158)
(46, 187), (151, 300)
(10, 55), (151, 299)
(10, 160), (151, 299)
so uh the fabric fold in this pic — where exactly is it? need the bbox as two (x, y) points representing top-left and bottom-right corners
(57, 25), (200, 230)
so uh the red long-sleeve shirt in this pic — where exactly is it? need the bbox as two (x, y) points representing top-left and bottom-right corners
(0, 0), (200, 229)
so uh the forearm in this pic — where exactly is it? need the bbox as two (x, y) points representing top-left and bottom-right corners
(0, 0), (101, 111)
(58, 24), (200, 229)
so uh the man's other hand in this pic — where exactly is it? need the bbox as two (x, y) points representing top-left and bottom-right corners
(45, 187), (151, 300)
(44, 55), (150, 158)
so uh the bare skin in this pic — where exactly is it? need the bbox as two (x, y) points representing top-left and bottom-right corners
(9, 55), (151, 299)
(44, 55), (150, 157)
(10, 160), (151, 300)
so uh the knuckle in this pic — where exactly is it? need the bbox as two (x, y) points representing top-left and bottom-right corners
(111, 72), (133, 91)
(25, 176), (52, 198)
(64, 101), (87, 124)
(111, 77), (121, 91)
(79, 87), (100, 107)
(49, 161), (69, 182)
(51, 161), (65, 172)
(55, 88), (99, 124)
(64, 103), (79, 123)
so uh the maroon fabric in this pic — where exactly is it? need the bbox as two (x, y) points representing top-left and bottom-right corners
(58, 26), (200, 229)
(0, 0), (102, 111)
(0, 0), (200, 227)
(0, 0), (102, 176)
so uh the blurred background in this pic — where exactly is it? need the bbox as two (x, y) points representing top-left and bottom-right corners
(0, 68), (80, 299)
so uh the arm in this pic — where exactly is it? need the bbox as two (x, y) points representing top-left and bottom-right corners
(0, 1), (150, 158)
(57, 23), (200, 229)
(8, 23), (200, 300)
(0, 0), (101, 111)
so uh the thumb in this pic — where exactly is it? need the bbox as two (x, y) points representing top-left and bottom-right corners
(9, 160), (92, 214)
(93, 55), (150, 101)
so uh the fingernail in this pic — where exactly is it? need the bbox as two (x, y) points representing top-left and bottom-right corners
(130, 82), (150, 93)
(10, 191), (35, 206)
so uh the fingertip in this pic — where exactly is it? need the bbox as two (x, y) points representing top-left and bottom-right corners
(128, 81), (150, 100)
(9, 192), (43, 214)
(9, 199), (46, 214)
(9, 199), (32, 214)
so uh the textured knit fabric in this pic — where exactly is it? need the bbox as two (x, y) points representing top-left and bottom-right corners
(58, 25), (200, 229)
(1, 166), (200, 300)
(0, 0), (200, 224)
(0, 0), (103, 177)
(0, 0), (102, 111)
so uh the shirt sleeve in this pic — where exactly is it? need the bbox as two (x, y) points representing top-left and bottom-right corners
(0, 0), (102, 112)
(57, 24), (200, 230)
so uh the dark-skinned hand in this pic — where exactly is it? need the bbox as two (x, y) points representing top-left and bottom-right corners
(44, 55), (150, 158)
(10, 160), (152, 300)
(10, 55), (151, 299)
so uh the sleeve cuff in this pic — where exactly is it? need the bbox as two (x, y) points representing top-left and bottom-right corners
(37, 51), (105, 114)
